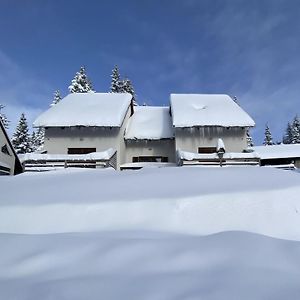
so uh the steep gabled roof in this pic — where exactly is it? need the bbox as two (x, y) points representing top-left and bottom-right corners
(125, 106), (174, 140)
(170, 94), (255, 128)
(34, 93), (132, 128)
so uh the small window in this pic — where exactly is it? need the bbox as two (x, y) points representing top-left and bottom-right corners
(132, 156), (168, 163)
(198, 147), (216, 154)
(1, 144), (10, 156)
(68, 148), (96, 154)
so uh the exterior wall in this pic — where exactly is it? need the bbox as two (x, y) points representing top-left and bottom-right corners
(0, 128), (16, 175)
(118, 106), (131, 166)
(175, 126), (248, 153)
(43, 106), (132, 170)
(124, 139), (176, 163)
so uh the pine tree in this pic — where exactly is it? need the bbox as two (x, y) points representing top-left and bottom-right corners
(121, 78), (138, 106)
(68, 66), (94, 93)
(283, 122), (292, 144)
(12, 113), (32, 154)
(246, 129), (254, 147)
(31, 127), (45, 152)
(50, 90), (62, 106)
(291, 115), (300, 144)
(110, 65), (121, 93)
(110, 66), (138, 105)
(0, 104), (9, 129)
(263, 124), (273, 146)
(31, 131), (37, 151)
(36, 127), (45, 150)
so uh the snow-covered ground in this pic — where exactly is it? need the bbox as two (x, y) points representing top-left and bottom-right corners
(1, 166), (300, 299)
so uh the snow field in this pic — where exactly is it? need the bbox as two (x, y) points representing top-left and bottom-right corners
(1, 166), (300, 240)
(1, 166), (300, 299)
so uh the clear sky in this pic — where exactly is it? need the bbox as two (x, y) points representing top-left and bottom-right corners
(0, 0), (299, 144)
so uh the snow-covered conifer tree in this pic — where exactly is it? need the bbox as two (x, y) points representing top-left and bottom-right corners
(31, 131), (37, 151)
(110, 66), (138, 105)
(31, 127), (45, 152)
(12, 113), (32, 154)
(0, 104), (9, 129)
(50, 90), (62, 106)
(263, 124), (273, 146)
(68, 66), (94, 93)
(36, 127), (45, 150)
(121, 78), (138, 106)
(246, 129), (254, 147)
(283, 122), (292, 144)
(291, 115), (300, 144)
(110, 65), (121, 93)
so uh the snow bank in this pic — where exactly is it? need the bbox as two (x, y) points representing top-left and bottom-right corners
(170, 94), (255, 127)
(33, 93), (132, 127)
(253, 144), (300, 159)
(1, 231), (300, 300)
(1, 167), (300, 240)
(1, 167), (300, 299)
(125, 106), (174, 140)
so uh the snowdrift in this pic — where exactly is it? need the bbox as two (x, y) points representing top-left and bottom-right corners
(1, 231), (300, 300)
(1, 166), (300, 299)
(1, 167), (300, 240)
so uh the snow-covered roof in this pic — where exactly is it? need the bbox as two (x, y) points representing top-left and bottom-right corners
(34, 93), (132, 127)
(170, 94), (255, 128)
(125, 106), (174, 140)
(252, 144), (300, 160)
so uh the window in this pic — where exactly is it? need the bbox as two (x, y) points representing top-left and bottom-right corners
(198, 147), (216, 154)
(132, 156), (168, 163)
(1, 144), (10, 156)
(68, 148), (96, 154)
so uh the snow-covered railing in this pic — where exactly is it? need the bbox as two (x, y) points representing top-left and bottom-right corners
(20, 148), (117, 172)
(177, 149), (260, 166)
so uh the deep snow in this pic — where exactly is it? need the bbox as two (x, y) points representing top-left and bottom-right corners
(1, 166), (300, 299)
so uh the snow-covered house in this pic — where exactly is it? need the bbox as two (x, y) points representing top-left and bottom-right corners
(0, 120), (23, 175)
(252, 144), (300, 169)
(170, 94), (255, 159)
(33, 92), (257, 170)
(123, 106), (175, 169)
(33, 93), (133, 169)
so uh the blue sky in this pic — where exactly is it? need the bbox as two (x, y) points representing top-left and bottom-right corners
(0, 0), (299, 144)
